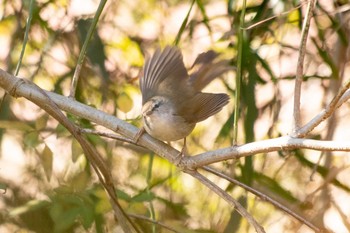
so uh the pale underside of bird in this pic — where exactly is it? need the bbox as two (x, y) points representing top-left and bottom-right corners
(138, 46), (231, 146)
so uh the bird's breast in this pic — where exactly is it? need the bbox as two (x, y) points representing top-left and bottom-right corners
(143, 112), (195, 141)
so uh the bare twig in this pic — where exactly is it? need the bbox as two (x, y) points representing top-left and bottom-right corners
(187, 169), (266, 233)
(81, 128), (142, 145)
(296, 79), (350, 137)
(129, 213), (181, 233)
(292, 0), (316, 133)
(244, 3), (304, 30)
(203, 166), (321, 232)
(14, 0), (34, 76)
(69, 0), (107, 99)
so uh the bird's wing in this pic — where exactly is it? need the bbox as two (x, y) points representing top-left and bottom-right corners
(189, 51), (232, 91)
(140, 46), (189, 104)
(179, 93), (229, 123)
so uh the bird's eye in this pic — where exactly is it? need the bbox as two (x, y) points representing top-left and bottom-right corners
(153, 103), (160, 109)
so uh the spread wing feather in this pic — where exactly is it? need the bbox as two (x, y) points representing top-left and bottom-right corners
(179, 93), (229, 123)
(140, 46), (188, 104)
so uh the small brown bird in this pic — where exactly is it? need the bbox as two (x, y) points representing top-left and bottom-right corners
(138, 46), (230, 151)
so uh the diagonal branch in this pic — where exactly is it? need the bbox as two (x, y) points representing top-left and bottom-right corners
(203, 166), (321, 232)
(186, 169), (266, 233)
(296, 80), (350, 137)
(0, 70), (138, 233)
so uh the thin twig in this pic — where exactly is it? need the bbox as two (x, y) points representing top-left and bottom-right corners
(187, 169), (266, 233)
(14, 0), (34, 76)
(81, 128), (142, 145)
(292, 0), (316, 133)
(129, 213), (181, 233)
(203, 166), (321, 232)
(244, 3), (304, 30)
(233, 0), (246, 145)
(296, 79), (350, 137)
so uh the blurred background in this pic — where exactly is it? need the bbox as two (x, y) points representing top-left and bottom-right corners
(0, 0), (350, 232)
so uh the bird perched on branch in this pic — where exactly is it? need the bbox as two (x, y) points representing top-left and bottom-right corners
(136, 46), (231, 153)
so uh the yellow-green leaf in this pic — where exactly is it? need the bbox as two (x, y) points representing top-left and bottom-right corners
(117, 92), (133, 113)
(35, 114), (49, 131)
(39, 145), (53, 181)
(0, 120), (34, 131)
(71, 139), (83, 162)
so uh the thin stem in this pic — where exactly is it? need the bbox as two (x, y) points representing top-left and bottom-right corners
(233, 0), (247, 144)
(14, 0), (35, 75)
(173, 0), (195, 46)
(69, 0), (107, 98)
(292, 0), (316, 133)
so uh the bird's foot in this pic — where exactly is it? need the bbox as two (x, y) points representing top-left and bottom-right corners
(133, 127), (145, 144)
(174, 145), (188, 167)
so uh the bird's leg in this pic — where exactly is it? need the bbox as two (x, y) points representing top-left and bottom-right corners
(133, 127), (145, 144)
(181, 137), (188, 155)
(174, 137), (188, 166)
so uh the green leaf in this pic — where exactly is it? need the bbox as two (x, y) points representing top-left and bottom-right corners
(294, 150), (350, 192)
(39, 145), (53, 181)
(9, 199), (50, 216)
(71, 139), (84, 162)
(254, 172), (299, 204)
(196, 0), (211, 33)
(35, 114), (49, 130)
(131, 191), (156, 202)
(53, 207), (81, 232)
(0, 120), (34, 131)
(24, 131), (40, 147)
(0, 183), (6, 193)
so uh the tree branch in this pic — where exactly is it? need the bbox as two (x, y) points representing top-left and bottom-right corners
(186, 170), (266, 233)
(1, 68), (348, 232)
(203, 166), (321, 232)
